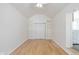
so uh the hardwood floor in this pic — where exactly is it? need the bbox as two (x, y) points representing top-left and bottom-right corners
(11, 39), (68, 55)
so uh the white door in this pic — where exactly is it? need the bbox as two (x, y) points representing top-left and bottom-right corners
(29, 23), (46, 39)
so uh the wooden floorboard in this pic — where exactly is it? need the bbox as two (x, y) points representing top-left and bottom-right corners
(10, 39), (68, 55)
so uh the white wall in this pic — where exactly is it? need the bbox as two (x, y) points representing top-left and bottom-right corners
(0, 3), (27, 54)
(52, 4), (71, 49)
(52, 4), (79, 49)
(52, 10), (66, 48)
(28, 14), (52, 39)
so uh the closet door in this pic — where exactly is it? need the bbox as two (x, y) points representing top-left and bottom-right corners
(29, 23), (46, 39)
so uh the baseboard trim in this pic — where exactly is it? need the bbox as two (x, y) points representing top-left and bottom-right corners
(52, 39), (71, 55)
(8, 39), (28, 55)
(9, 39), (71, 55)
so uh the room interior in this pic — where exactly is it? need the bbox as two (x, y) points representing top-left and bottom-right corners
(0, 3), (79, 55)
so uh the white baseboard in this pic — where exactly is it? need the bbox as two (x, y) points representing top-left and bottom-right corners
(52, 39), (72, 55)
(8, 39), (72, 55)
(8, 39), (28, 55)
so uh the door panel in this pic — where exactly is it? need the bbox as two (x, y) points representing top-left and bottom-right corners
(29, 23), (46, 39)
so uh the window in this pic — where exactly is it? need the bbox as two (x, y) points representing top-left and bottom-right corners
(72, 10), (79, 30)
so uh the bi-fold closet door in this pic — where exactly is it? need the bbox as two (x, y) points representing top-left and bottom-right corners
(28, 15), (47, 39)
(29, 23), (46, 39)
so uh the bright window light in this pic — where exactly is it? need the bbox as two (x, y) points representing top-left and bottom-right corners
(36, 3), (43, 8)
(72, 10), (79, 30)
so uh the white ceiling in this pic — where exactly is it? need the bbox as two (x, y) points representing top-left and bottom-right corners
(10, 3), (69, 18)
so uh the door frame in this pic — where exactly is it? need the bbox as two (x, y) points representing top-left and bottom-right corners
(66, 12), (73, 48)
(34, 23), (46, 39)
(28, 23), (47, 39)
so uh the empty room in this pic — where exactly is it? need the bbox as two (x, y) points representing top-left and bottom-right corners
(0, 3), (79, 55)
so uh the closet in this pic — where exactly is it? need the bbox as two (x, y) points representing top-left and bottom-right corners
(28, 15), (52, 39)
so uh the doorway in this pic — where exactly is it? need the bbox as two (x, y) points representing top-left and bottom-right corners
(72, 10), (79, 50)
(29, 23), (46, 39)
(28, 15), (52, 40)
